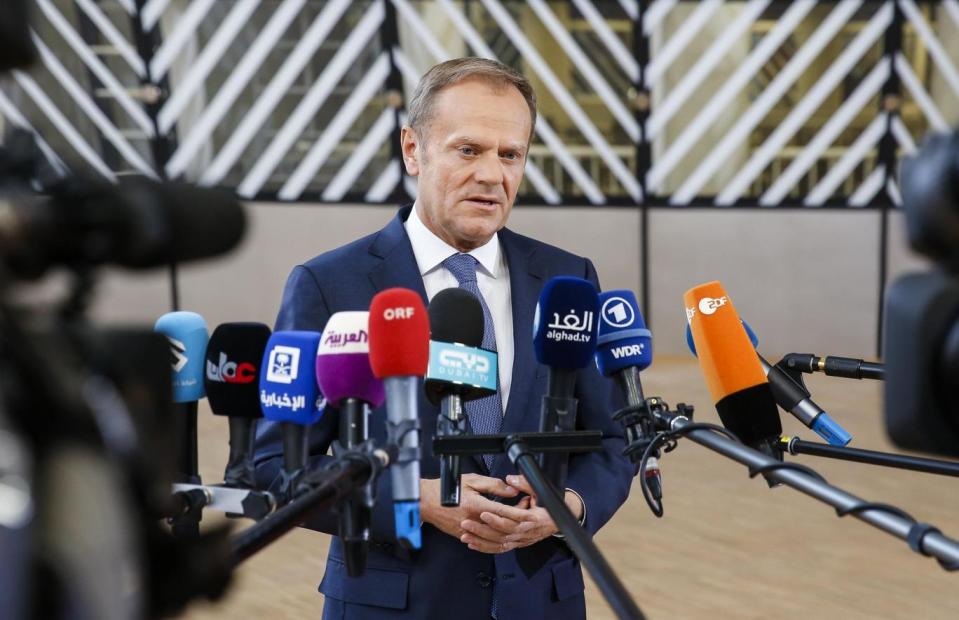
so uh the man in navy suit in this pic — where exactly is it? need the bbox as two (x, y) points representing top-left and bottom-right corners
(255, 58), (633, 619)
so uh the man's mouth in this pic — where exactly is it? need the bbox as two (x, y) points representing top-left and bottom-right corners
(464, 196), (500, 208)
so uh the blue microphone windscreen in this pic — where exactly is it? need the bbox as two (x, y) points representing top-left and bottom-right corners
(594, 290), (652, 376)
(154, 311), (208, 402)
(259, 331), (324, 426)
(686, 319), (759, 357)
(532, 276), (599, 369)
(742, 320), (759, 349)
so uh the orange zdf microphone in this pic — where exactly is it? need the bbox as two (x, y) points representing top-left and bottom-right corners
(684, 281), (783, 463)
(369, 288), (430, 550)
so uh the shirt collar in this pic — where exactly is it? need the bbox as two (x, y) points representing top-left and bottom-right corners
(404, 202), (502, 279)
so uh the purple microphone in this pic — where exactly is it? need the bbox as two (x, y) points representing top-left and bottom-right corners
(316, 311), (384, 578)
(315, 312), (385, 409)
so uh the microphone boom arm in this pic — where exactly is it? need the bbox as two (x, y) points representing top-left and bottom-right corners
(505, 436), (646, 620)
(781, 436), (959, 478)
(647, 406), (959, 572)
(232, 447), (387, 566)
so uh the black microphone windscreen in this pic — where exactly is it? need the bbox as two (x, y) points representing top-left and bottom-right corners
(4, 176), (246, 278)
(428, 288), (484, 346)
(115, 178), (247, 268)
(39, 177), (246, 268)
(204, 322), (271, 418)
(0, 0), (36, 71)
(715, 384), (782, 448)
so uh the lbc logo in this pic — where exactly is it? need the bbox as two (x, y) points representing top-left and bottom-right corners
(206, 352), (256, 384)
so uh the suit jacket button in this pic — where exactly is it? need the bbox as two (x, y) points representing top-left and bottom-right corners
(476, 572), (493, 588)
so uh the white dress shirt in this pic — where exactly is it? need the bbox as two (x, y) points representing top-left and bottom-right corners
(405, 205), (587, 526)
(404, 204), (514, 412)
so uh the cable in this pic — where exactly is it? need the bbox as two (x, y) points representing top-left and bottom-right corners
(830, 501), (957, 570)
(667, 421), (741, 443)
(638, 432), (669, 517)
(635, 422), (741, 517)
(835, 501), (913, 521)
(748, 461), (827, 483)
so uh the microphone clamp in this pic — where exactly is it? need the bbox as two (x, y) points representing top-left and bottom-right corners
(614, 397), (695, 463)
(299, 439), (388, 499)
(383, 417), (423, 469)
(779, 353), (885, 381)
(611, 396), (695, 518)
(613, 400), (657, 462)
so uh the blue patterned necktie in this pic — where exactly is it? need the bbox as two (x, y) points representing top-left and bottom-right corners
(443, 253), (505, 619)
(442, 253), (504, 471)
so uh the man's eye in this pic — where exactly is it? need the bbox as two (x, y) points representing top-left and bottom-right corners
(503, 152), (519, 160)
(459, 146), (475, 155)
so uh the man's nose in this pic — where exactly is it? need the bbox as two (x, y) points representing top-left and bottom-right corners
(473, 151), (504, 185)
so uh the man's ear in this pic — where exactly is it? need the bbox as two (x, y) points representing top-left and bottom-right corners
(400, 126), (420, 177)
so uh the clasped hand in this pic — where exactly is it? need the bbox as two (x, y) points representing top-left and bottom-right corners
(420, 474), (584, 554)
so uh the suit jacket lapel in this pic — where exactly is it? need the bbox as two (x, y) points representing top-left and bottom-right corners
(367, 205), (429, 304)
(491, 228), (546, 477)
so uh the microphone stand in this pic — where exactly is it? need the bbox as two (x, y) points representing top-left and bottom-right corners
(780, 436), (959, 478)
(171, 400), (202, 538)
(538, 368), (578, 492)
(642, 405), (959, 572)
(279, 422), (308, 503)
(610, 370), (663, 501)
(224, 416), (258, 488)
(437, 392), (467, 506)
(433, 430), (646, 620)
(335, 397), (372, 577)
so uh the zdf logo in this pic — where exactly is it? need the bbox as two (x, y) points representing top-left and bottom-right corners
(698, 296), (728, 316)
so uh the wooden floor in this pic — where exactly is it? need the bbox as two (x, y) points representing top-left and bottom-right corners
(183, 356), (959, 619)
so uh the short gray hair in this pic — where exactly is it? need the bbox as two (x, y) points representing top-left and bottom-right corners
(406, 57), (537, 143)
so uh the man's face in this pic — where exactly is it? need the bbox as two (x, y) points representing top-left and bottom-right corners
(401, 78), (531, 251)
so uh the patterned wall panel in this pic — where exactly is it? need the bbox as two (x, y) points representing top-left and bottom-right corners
(646, 1), (895, 206)
(0, 1), (956, 208)
(392, 0), (641, 204)
(153, 0), (396, 202)
(0, 0), (154, 180)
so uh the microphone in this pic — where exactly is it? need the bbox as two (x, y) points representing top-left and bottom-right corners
(259, 330), (324, 504)
(154, 311), (208, 486)
(532, 276), (600, 492)
(684, 282), (784, 463)
(685, 321), (852, 447)
(368, 289), (430, 551)
(425, 288), (498, 506)
(594, 290), (661, 498)
(316, 311), (385, 576)
(204, 322), (272, 488)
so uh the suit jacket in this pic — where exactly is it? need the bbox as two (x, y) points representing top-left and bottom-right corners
(254, 205), (633, 620)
